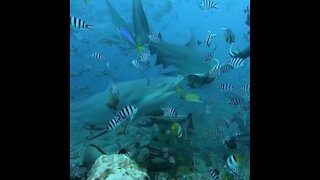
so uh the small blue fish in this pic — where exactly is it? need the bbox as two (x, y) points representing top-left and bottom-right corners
(118, 27), (143, 53)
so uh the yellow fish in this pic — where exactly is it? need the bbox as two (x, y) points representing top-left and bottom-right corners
(176, 86), (186, 99)
(185, 93), (203, 103)
(176, 87), (203, 103)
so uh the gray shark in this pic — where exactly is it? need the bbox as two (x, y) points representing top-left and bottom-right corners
(133, 0), (150, 46)
(106, 0), (211, 75)
(148, 32), (210, 75)
(133, 0), (210, 75)
(70, 77), (184, 125)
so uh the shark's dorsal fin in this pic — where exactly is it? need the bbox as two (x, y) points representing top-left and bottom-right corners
(184, 30), (197, 48)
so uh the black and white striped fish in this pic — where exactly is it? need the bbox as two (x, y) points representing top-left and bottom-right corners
(218, 83), (234, 91)
(162, 106), (177, 117)
(125, 148), (137, 158)
(109, 83), (119, 94)
(168, 155), (175, 164)
(233, 111), (243, 119)
(227, 57), (245, 68)
(131, 59), (146, 70)
(162, 147), (169, 152)
(209, 168), (219, 180)
(139, 51), (151, 63)
(198, 30), (217, 47)
(203, 52), (213, 63)
(229, 98), (243, 106)
(219, 64), (234, 74)
(70, 17), (93, 30)
(91, 52), (104, 60)
(148, 32), (160, 43)
(107, 115), (123, 130)
(117, 105), (138, 121)
(200, 0), (219, 10)
(239, 84), (250, 94)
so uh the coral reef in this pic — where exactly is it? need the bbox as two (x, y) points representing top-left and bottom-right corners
(87, 154), (149, 180)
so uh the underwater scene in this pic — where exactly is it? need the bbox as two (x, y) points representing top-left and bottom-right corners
(70, 0), (250, 179)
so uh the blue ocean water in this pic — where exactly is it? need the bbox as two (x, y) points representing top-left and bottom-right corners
(71, 0), (250, 179)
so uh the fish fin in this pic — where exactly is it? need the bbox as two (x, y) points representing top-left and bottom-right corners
(186, 113), (193, 129)
(185, 30), (197, 48)
(155, 55), (170, 68)
(197, 40), (203, 46)
(86, 25), (93, 30)
(161, 71), (180, 77)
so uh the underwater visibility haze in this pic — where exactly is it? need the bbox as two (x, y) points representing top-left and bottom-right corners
(70, 0), (250, 179)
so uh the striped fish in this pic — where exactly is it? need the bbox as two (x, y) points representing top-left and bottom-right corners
(200, 0), (219, 10)
(139, 51), (151, 63)
(162, 107), (177, 117)
(168, 155), (175, 164)
(218, 83), (234, 91)
(107, 115), (123, 130)
(148, 32), (160, 43)
(203, 52), (213, 63)
(209, 168), (219, 180)
(91, 52), (104, 60)
(109, 83), (118, 94)
(233, 111), (243, 118)
(239, 84), (250, 94)
(125, 148), (136, 158)
(131, 59), (147, 70)
(229, 98), (243, 106)
(117, 105), (138, 121)
(227, 57), (245, 68)
(162, 147), (169, 152)
(70, 17), (93, 30)
(219, 64), (234, 74)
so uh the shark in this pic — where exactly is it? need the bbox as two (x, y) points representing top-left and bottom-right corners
(105, 0), (212, 75)
(70, 76), (184, 125)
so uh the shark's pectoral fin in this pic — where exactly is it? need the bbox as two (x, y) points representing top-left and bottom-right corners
(184, 30), (197, 48)
(155, 55), (170, 68)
